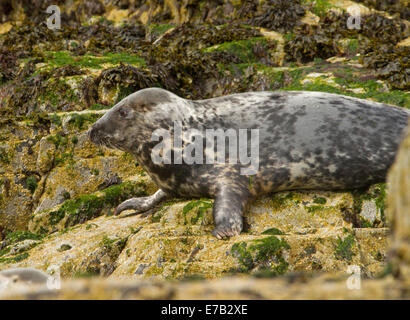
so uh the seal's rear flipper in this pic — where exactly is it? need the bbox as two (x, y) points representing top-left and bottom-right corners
(114, 189), (169, 216)
(211, 184), (251, 239)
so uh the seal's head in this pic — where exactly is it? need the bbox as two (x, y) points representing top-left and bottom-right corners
(88, 87), (178, 152)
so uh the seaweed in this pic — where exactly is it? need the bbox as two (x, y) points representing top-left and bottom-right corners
(94, 63), (158, 102)
(320, 11), (406, 44)
(284, 25), (337, 63)
(143, 23), (264, 98)
(361, 44), (410, 90)
(51, 64), (85, 77)
(249, 0), (306, 32)
(352, 0), (410, 20)
(0, 48), (19, 84)
(78, 21), (146, 53)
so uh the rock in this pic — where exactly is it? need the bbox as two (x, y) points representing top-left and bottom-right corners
(0, 178), (33, 231)
(301, 73), (341, 89)
(387, 124), (410, 281)
(36, 137), (56, 174)
(347, 88), (366, 94)
(0, 272), (405, 300)
(33, 185), (70, 216)
(0, 22), (12, 34)
(327, 57), (348, 64)
(9, 239), (39, 255)
(360, 200), (379, 224)
(396, 37), (410, 47)
(28, 176), (150, 234)
(1, 190), (388, 280)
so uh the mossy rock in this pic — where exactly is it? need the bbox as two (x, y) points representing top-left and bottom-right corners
(29, 180), (148, 234)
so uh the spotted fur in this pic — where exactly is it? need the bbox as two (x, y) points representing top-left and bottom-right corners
(89, 88), (410, 239)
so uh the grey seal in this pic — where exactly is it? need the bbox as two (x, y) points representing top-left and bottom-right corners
(88, 88), (410, 239)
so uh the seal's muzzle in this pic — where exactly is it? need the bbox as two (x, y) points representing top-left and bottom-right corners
(88, 123), (105, 146)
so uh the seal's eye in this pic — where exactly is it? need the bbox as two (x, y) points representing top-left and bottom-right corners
(118, 107), (129, 118)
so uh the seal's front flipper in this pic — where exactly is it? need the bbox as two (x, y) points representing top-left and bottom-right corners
(211, 185), (251, 239)
(114, 189), (169, 216)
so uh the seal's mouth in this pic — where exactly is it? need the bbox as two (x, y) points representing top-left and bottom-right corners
(88, 127), (127, 151)
(87, 127), (103, 146)
(88, 127), (111, 147)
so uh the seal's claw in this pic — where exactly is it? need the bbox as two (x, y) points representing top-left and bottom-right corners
(212, 224), (241, 239)
(113, 189), (168, 216)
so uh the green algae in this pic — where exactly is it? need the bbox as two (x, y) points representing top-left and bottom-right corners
(347, 39), (359, 55)
(72, 270), (100, 278)
(102, 181), (147, 206)
(0, 148), (10, 164)
(150, 210), (164, 223)
(5, 230), (43, 244)
(305, 205), (320, 213)
(67, 113), (102, 130)
(182, 199), (213, 225)
(0, 3), (406, 278)
(38, 78), (79, 109)
(261, 228), (285, 235)
(100, 235), (117, 250)
(89, 103), (112, 110)
(313, 197), (327, 205)
(45, 181), (147, 229)
(0, 246), (11, 258)
(301, 0), (332, 17)
(149, 24), (175, 39)
(57, 244), (72, 252)
(280, 70), (410, 108)
(25, 176), (38, 194)
(49, 113), (62, 126)
(63, 194), (104, 227)
(335, 233), (356, 262)
(43, 51), (146, 69)
(231, 236), (290, 276)
(352, 183), (387, 219)
(0, 252), (29, 264)
(374, 184), (387, 222)
(270, 191), (300, 210)
(231, 242), (254, 271)
(47, 134), (68, 148)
